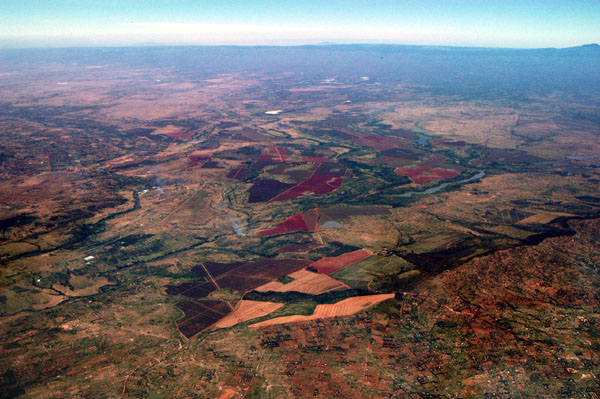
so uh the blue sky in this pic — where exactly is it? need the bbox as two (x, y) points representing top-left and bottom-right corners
(1, 0), (599, 48)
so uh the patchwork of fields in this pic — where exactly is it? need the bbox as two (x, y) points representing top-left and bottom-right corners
(1, 45), (600, 399)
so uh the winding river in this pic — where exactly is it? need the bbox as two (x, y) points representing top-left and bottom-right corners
(398, 170), (486, 198)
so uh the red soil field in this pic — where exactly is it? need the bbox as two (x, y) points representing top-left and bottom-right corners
(188, 152), (210, 167)
(394, 166), (459, 184)
(238, 258), (311, 280)
(248, 161), (346, 202)
(258, 146), (289, 162)
(167, 259), (312, 299)
(260, 206), (390, 236)
(258, 212), (310, 236)
(257, 208), (319, 237)
(270, 174), (344, 201)
(310, 249), (372, 275)
(284, 167), (316, 184)
(168, 258), (312, 336)
(216, 274), (273, 291)
(200, 161), (221, 168)
(175, 300), (232, 338)
(225, 166), (249, 180)
(303, 156), (329, 163)
(201, 261), (247, 278)
(164, 280), (217, 297)
(248, 179), (295, 203)
(166, 281), (218, 299)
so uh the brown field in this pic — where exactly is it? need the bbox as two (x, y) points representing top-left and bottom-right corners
(175, 300), (232, 338)
(52, 276), (115, 297)
(250, 294), (394, 327)
(516, 211), (574, 225)
(310, 249), (373, 275)
(166, 258), (312, 298)
(254, 269), (348, 295)
(213, 300), (284, 328)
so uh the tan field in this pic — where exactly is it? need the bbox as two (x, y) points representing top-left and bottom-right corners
(254, 269), (349, 295)
(213, 300), (284, 328)
(250, 294), (395, 327)
(517, 211), (574, 225)
(53, 276), (115, 297)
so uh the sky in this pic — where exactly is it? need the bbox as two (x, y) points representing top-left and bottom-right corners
(0, 0), (599, 49)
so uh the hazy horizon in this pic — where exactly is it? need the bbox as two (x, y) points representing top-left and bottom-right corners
(2, 40), (600, 52)
(1, 0), (599, 50)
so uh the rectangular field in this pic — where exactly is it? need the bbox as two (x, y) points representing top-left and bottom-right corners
(254, 269), (348, 295)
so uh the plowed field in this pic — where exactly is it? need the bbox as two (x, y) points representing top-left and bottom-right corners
(213, 300), (283, 328)
(254, 269), (348, 294)
(250, 294), (394, 327)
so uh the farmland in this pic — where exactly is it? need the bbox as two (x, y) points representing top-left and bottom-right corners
(250, 294), (395, 327)
(254, 269), (348, 295)
(213, 300), (284, 328)
(309, 249), (373, 275)
(0, 44), (599, 398)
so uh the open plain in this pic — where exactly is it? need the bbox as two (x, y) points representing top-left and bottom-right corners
(0, 44), (599, 398)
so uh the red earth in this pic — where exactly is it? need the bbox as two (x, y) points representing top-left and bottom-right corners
(258, 208), (320, 237)
(167, 258), (312, 337)
(269, 174), (344, 201)
(188, 152), (210, 167)
(175, 300), (232, 338)
(248, 179), (295, 203)
(225, 166), (249, 180)
(303, 156), (329, 163)
(259, 206), (390, 237)
(310, 249), (372, 275)
(258, 146), (289, 162)
(258, 212), (309, 237)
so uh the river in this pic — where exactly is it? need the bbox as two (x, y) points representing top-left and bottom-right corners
(398, 170), (486, 198)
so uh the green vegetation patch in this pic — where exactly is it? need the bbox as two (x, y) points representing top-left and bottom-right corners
(206, 289), (243, 302)
(276, 275), (294, 284)
(330, 255), (415, 290)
